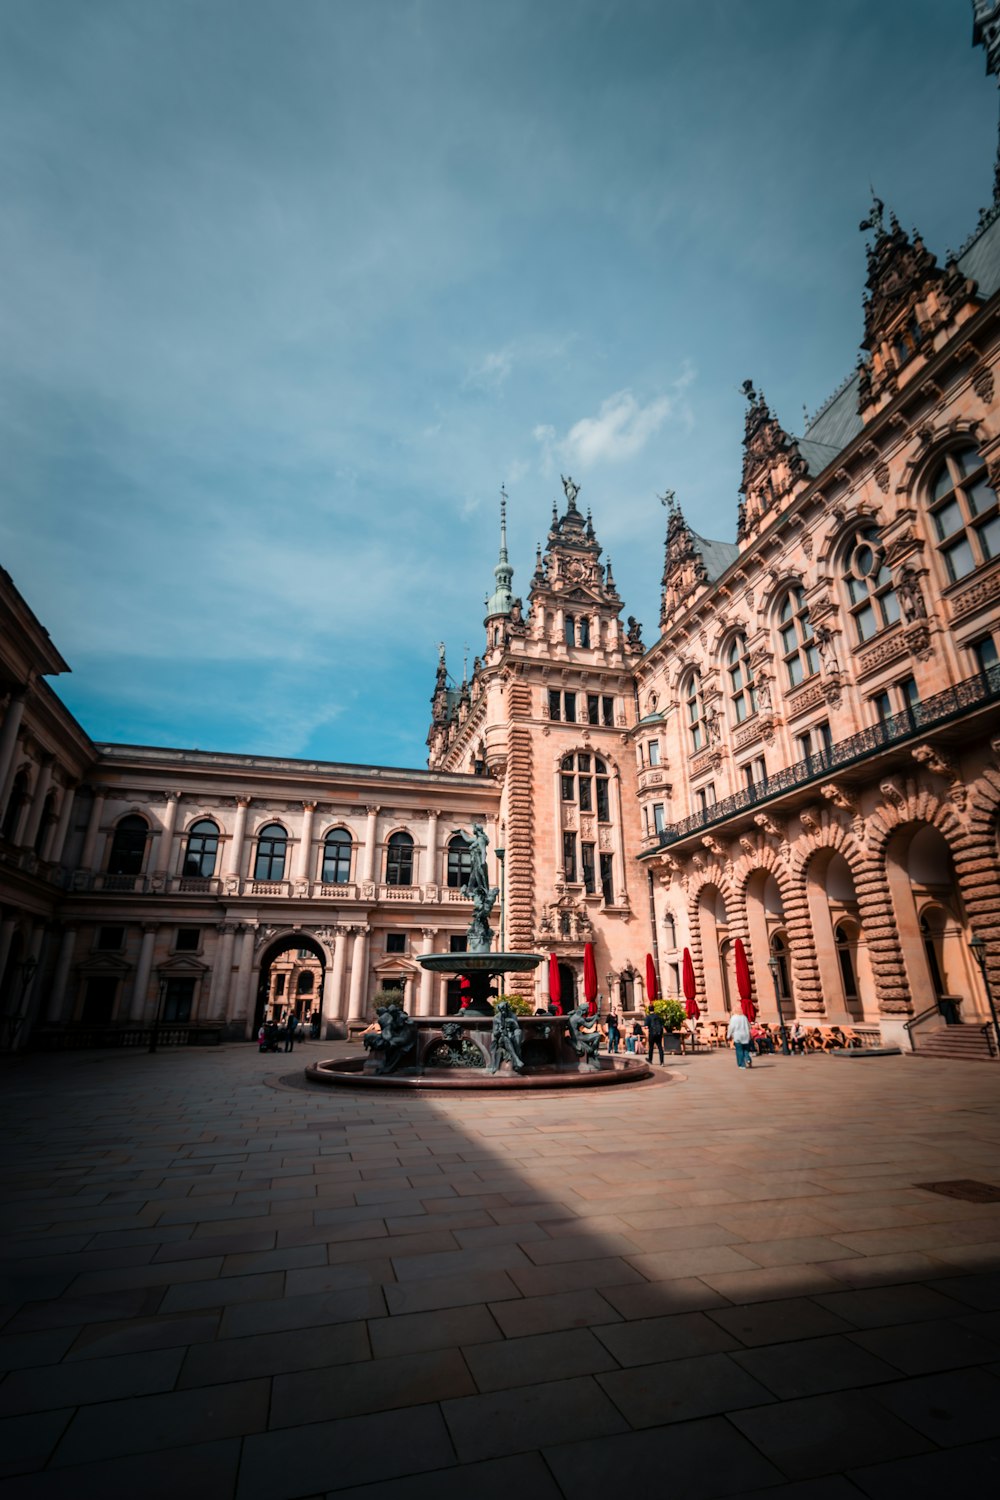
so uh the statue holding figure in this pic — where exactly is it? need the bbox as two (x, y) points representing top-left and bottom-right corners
(489, 1000), (525, 1074)
(362, 1003), (417, 1075)
(567, 1001), (602, 1067)
(461, 822), (500, 952)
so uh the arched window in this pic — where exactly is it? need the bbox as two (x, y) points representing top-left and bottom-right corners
(564, 615), (575, 647)
(926, 446), (1000, 583)
(108, 815), (148, 875)
(726, 635), (757, 724)
(447, 833), (471, 888)
(1, 767), (29, 842)
(835, 923), (859, 1000)
(842, 529), (899, 643)
(777, 587), (819, 687)
(183, 819), (219, 878)
(663, 912), (677, 948)
(254, 823), (287, 881)
(684, 672), (704, 752)
(385, 831), (414, 886)
(322, 828), (352, 885)
(770, 932), (793, 1003)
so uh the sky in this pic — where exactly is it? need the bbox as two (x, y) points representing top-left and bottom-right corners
(1, 0), (997, 769)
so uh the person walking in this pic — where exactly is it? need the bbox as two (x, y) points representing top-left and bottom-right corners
(646, 1006), (665, 1065)
(284, 1011), (297, 1053)
(727, 1009), (753, 1069)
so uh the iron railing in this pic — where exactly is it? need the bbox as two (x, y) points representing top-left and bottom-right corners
(645, 664), (1000, 851)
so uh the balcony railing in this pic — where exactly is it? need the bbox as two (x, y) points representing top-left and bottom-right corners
(645, 664), (1000, 852)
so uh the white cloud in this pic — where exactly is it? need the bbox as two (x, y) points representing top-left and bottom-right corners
(562, 390), (674, 466)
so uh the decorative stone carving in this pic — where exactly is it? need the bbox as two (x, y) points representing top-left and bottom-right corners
(903, 621), (934, 660)
(821, 783), (857, 814)
(896, 565), (927, 621)
(799, 806), (821, 833)
(856, 631), (909, 678)
(702, 835), (725, 857)
(874, 460), (891, 493)
(879, 778), (908, 810)
(753, 812), (783, 839)
(949, 566), (1000, 623)
(973, 364), (995, 403)
(738, 835), (757, 858)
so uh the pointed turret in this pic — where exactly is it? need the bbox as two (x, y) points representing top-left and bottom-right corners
(738, 381), (808, 539)
(484, 486), (515, 622)
(526, 475), (626, 655)
(659, 489), (739, 628)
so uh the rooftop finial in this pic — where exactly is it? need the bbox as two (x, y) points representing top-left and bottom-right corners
(561, 474), (580, 509)
(859, 190), (886, 238)
(498, 483), (509, 565)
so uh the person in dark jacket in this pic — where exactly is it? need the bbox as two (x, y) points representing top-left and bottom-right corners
(646, 1006), (665, 1065)
(284, 1011), (297, 1053)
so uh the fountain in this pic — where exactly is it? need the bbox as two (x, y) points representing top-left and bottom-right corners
(306, 826), (653, 1089)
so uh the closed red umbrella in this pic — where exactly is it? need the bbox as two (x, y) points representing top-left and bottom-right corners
(583, 942), (598, 1015)
(645, 953), (659, 1005)
(682, 948), (700, 1019)
(735, 938), (756, 1021)
(548, 953), (562, 1015)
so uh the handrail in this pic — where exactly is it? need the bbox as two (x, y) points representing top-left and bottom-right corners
(644, 663), (1000, 851)
(902, 1003), (943, 1049)
(980, 1022), (1000, 1059)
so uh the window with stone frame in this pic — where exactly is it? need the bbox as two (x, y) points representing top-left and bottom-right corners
(726, 633), (758, 723)
(842, 528), (900, 643)
(684, 670), (705, 752)
(108, 815), (148, 876)
(446, 832), (471, 888)
(183, 819), (219, 878)
(560, 753), (611, 821)
(254, 823), (287, 881)
(777, 586), (819, 688)
(322, 828), (353, 884)
(927, 446), (1000, 584)
(385, 831), (414, 885)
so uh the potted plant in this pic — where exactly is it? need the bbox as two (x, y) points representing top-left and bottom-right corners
(652, 997), (687, 1053)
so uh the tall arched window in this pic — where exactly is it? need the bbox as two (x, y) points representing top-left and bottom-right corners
(835, 922), (859, 1000)
(843, 529), (899, 643)
(321, 828), (352, 884)
(663, 912), (677, 948)
(385, 831), (414, 886)
(777, 587), (819, 687)
(726, 635), (757, 724)
(447, 833), (471, 888)
(108, 815), (148, 875)
(926, 445), (1000, 583)
(183, 819), (219, 878)
(254, 824), (287, 881)
(684, 672), (704, 752)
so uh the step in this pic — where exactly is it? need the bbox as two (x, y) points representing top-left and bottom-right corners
(914, 1027), (997, 1061)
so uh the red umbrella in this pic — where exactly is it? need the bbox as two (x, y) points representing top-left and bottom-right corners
(583, 942), (598, 1015)
(735, 938), (756, 1021)
(645, 953), (659, 1005)
(548, 953), (562, 1014)
(682, 947), (700, 1020)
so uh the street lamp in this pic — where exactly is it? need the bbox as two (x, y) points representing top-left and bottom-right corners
(495, 847), (506, 952)
(767, 956), (791, 1055)
(968, 933), (1000, 1059)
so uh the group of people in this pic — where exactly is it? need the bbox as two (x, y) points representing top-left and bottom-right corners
(726, 1012), (862, 1067)
(603, 1008), (677, 1065)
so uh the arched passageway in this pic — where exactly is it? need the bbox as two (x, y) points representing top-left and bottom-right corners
(253, 933), (326, 1038)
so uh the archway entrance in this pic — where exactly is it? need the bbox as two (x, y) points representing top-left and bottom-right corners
(804, 848), (873, 1023)
(253, 933), (326, 1039)
(886, 823), (985, 1024)
(697, 884), (730, 1017)
(558, 963), (577, 1010)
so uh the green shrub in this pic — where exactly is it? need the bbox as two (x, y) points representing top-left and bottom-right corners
(497, 993), (533, 1016)
(651, 997), (687, 1032)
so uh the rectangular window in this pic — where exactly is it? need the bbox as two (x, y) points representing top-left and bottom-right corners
(587, 695), (600, 725)
(449, 935), (468, 953)
(900, 676), (919, 712)
(818, 721), (832, 754)
(797, 732), (812, 762)
(596, 778), (610, 822)
(563, 831), (577, 883)
(564, 615), (575, 647)
(974, 635), (999, 674)
(275, 973), (286, 995)
(578, 777), (592, 812)
(561, 774), (574, 801)
(563, 692), (577, 723)
(548, 689), (561, 721)
(602, 696), (614, 726)
(579, 618), (590, 647)
(648, 742), (660, 766)
(872, 691), (892, 724)
(653, 803), (666, 834)
(386, 933), (406, 953)
(96, 926), (125, 952)
(162, 978), (195, 1024)
(600, 853), (613, 904)
(581, 842), (596, 895)
(81, 976), (117, 1024)
(174, 929), (200, 952)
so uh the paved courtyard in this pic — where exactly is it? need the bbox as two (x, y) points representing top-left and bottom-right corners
(1, 1040), (1000, 1499)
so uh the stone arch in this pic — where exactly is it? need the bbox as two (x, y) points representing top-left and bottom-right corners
(895, 417), (984, 502)
(960, 767), (1000, 1004)
(794, 827), (877, 1023)
(686, 865), (739, 1016)
(813, 500), (885, 573)
(731, 838), (816, 1017)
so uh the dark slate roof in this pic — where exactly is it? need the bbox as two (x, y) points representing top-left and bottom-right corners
(794, 208), (1000, 477)
(696, 532), (741, 581)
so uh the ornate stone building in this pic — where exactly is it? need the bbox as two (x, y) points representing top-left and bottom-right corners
(4, 5), (1000, 1055)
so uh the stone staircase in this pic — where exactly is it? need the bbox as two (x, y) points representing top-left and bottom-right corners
(913, 1024), (998, 1062)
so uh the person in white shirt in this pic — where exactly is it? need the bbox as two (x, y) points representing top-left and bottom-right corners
(726, 1010), (753, 1069)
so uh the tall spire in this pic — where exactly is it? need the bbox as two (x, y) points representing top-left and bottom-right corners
(484, 483), (515, 620)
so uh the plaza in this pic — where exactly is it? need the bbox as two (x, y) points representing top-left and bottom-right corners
(2, 1041), (999, 1497)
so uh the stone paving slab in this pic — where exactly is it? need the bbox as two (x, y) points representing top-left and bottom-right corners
(1, 1042), (999, 1497)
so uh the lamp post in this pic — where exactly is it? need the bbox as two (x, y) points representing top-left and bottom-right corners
(968, 933), (1000, 1059)
(495, 847), (505, 952)
(768, 956), (791, 1055)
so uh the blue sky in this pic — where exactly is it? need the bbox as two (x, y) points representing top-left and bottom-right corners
(2, 1), (996, 767)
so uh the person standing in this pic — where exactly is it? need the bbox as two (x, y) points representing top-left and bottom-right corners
(727, 1009), (753, 1069)
(606, 1010), (621, 1054)
(646, 1006), (665, 1065)
(284, 1011), (297, 1053)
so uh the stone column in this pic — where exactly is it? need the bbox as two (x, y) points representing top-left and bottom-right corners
(46, 926), (77, 1024)
(348, 926), (370, 1020)
(418, 928), (437, 1015)
(11, 761), (38, 847)
(328, 926), (349, 1023)
(0, 686), (28, 804)
(297, 801), (317, 882)
(129, 924), (158, 1022)
(22, 756), (54, 849)
(610, 770), (628, 903)
(226, 796), (252, 880)
(153, 792), (181, 878)
(231, 923), (257, 1032)
(361, 806), (380, 883)
(45, 781), (76, 865)
(79, 785), (108, 871)
(212, 922), (238, 1020)
(425, 809), (440, 887)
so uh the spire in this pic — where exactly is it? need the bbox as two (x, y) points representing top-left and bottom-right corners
(484, 484), (515, 620)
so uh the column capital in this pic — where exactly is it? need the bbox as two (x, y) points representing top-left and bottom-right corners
(217, 921), (239, 936)
(140, 921), (159, 935)
(235, 794), (253, 808)
(365, 805), (380, 817)
(302, 800), (318, 813)
(421, 927), (439, 938)
(163, 790), (182, 803)
(425, 807), (443, 820)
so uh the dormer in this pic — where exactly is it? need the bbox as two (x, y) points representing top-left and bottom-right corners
(737, 383), (810, 542)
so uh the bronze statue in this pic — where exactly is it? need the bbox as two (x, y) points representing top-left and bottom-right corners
(489, 1000), (525, 1074)
(363, 1003), (417, 1074)
(567, 1001), (602, 1066)
(461, 822), (500, 952)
